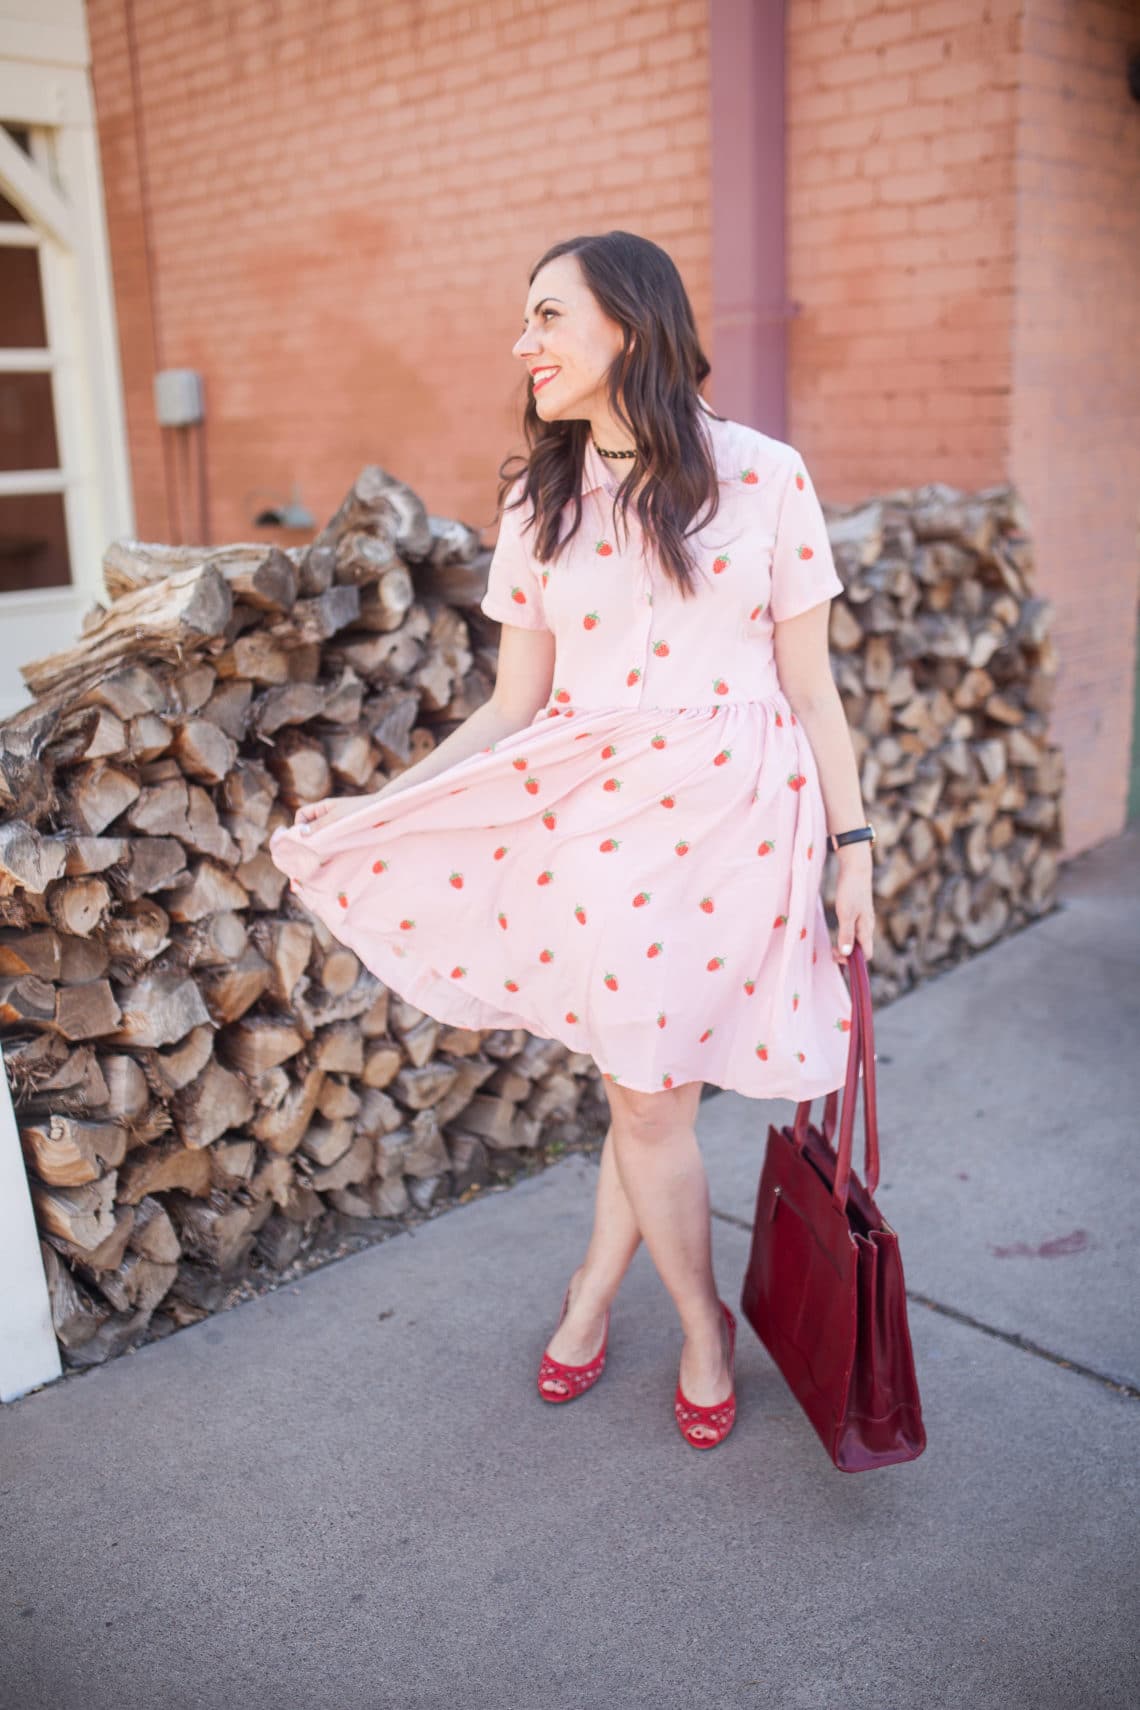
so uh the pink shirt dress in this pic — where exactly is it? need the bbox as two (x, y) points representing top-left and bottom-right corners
(269, 408), (855, 1099)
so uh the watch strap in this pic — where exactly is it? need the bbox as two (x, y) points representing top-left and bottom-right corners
(827, 824), (875, 853)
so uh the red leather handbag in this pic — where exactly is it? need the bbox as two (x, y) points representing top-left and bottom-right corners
(740, 943), (927, 1472)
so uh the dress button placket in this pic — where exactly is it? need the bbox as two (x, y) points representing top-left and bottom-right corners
(638, 577), (654, 710)
(612, 480), (649, 711)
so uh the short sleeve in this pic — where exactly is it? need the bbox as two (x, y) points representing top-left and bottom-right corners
(768, 449), (844, 623)
(479, 478), (550, 631)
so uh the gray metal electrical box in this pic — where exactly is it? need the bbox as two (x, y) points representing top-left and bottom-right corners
(154, 369), (204, 426)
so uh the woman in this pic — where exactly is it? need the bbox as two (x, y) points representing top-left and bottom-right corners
(269, 231), (875, 1450)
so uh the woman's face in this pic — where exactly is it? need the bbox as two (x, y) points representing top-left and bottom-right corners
(512, 256), (628, 424)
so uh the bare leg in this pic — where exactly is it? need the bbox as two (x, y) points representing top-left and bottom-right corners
(603, 1079), (731, 1443)
(540, 1121), (642, 1395)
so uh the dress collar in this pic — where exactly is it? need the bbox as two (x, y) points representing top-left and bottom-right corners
(579, 407), (736, 497)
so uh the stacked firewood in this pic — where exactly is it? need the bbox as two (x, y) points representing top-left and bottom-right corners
(820, 480), (1063, 994)
(0, 469), (608, 1369)
(0, 462), (1063, 1370)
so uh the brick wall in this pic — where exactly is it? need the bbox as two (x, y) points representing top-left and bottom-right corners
(85, 0), (713, 546)
(80, 2), (167, 535)
(784, 0), (1022, 492)
(1009, 0), (1140, 854)
(784, 0), (1139, 856)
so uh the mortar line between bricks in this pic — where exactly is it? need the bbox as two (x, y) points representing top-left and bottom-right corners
(709, 1206), (1140, 1401)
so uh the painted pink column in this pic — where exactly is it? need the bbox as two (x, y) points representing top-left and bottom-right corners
(708, 0), (790, 438)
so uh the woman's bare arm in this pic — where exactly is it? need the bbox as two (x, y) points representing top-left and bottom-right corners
(773, 600), (876, 962)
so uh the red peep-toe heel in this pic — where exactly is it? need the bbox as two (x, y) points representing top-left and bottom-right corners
(674, 1299), (737, 1449)
(536, 1276), (610, 1404)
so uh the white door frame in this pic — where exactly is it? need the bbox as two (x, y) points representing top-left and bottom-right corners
(0, 1070), (60, 1401)
(1, 0), (135, 1399)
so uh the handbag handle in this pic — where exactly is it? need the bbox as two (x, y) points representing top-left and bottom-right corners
(791, 942), (880, 1208)
(837, 950), (881, 1203)
(791, 946), (862, 1151)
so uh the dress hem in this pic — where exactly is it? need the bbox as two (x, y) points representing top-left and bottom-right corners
(587, 1067), (851, 1103)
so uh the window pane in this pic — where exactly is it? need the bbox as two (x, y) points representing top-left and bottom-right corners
(0, 246), (47, 347)
(0, 127), (32, 223)
(0, 372), (59, 470)
(1, 124), (31, 156)
(0, 492), (71, 592)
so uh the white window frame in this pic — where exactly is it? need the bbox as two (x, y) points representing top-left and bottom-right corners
(0, 17), (135, 707)
(0, 123), (86, 596)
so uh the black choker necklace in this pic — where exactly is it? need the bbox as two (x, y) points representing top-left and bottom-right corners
(593, 438), (638, 459)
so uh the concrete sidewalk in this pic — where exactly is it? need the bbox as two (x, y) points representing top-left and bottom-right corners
(3, 828), (1138, 1710)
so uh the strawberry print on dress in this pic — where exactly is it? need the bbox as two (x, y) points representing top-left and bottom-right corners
(269, 408), (854, 1099)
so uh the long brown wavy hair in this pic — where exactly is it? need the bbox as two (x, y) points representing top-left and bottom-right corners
(493, 231), (727, 602)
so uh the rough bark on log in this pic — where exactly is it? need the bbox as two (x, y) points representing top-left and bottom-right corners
(311, 1021), (365, 1073)
(0, 973), (56, 1029)
(300, 1115), (355, 1167)
(181, 910), (248, 971)
(103, 542), (299, 615)
(250, 1066), (326, 1155)
(23, 566), (233, 698)
(266, 733), (333, 808)
(212, 631), (291, 685)
(48, 1206), (161, 1296)
(104, 971), (213, 1049)
(250, 682), (328, 738)
(167, 1191), (270, 1275)
(31, 1171), (119, 1251)
(202, 678), (253, 738)
(171, 1057), (255, 1149)
(129, 1195), (182, 1262)
(107, 840), (188, 904)
(219, 1014), (307, 1076)
(198, 948), (272, 1025)
(94, 1051), (151, 1125)
(316, 1077), (361, 1121)
(307, 1131), (373, 1192)
(19, 1114), (128, 1186)
(61, 764), (141, 837)
(0, 823), (70, 893)
(53, 978), (122, 1041)
(170, 718), (239, 783)
(162, 858), (250, 922)
(102, 896), (171, 978)
(235, 847), (290, 911)
(134, 1024), (216, 1099)
(0, 930), (60, 984)
(40, 1240), (113, 1352)
(248, 917), (312, 1007)
(46, 878), (113, 940)
(116, 1141), (213, 1204)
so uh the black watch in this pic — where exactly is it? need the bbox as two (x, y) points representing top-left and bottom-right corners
(826, 822), (876, 855)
